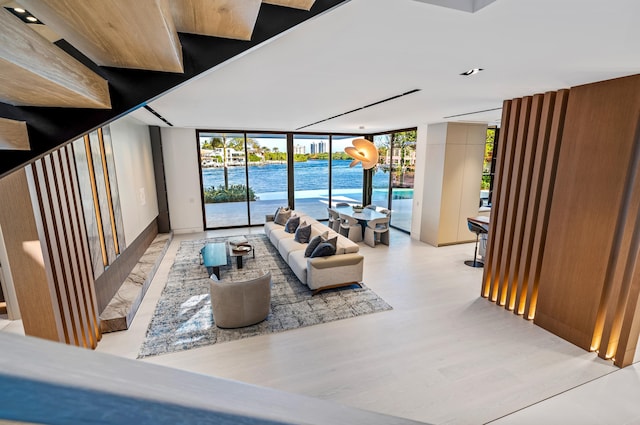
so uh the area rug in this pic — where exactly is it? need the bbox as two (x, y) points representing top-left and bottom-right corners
(138, 234), (392, 358)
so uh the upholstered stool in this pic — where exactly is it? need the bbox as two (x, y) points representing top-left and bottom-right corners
(210, 271), (271, 328)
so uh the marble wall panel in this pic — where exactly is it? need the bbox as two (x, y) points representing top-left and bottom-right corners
(101, 125), (127, 252)
(72, 138), (104, 279)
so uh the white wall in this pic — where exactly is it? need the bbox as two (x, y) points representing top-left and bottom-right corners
(161, 127), (203, 233)
(110, 116), (159, 244)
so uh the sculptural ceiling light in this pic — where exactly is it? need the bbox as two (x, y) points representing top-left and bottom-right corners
(345, 138), (379, 169)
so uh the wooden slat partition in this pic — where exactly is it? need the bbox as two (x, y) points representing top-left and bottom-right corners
(482, 89), (569, 315)
(484, 74), (640, 367)
(535, 74), (640, 366)
(29, 145), (101, 349)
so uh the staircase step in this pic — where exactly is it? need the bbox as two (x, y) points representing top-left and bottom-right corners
(0, 118), (29, 151)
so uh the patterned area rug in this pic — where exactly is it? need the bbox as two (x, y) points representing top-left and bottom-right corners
(138, 234), (392, 358)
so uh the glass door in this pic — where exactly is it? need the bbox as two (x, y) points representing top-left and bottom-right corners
(389, 130), (416, 232)
(246, 133), (288, 225)
(199, 132), (249, 228)
(331, 135), (363, 207)
(293, 134), (329, 219)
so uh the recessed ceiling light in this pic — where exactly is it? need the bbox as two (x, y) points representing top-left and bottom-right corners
(26, 16), (38, 22)
(460, 68), (483, 76)
(14, 7), (25, 13)
(359, 125), (365, 130)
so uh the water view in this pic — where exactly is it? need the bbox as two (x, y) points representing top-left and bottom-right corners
(202, 160), (413, 229)
(198, 132), (417, 231)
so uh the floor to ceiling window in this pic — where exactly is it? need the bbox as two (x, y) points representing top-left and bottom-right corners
(199, 132), (249, 228)
(388, 130), (416, 232)
(373, 134), (392, 210)
(293, 134), (330, 219)
(247, 133), (288, 225)
(197, 128), (416, 231)
(331, 135), (364, 206)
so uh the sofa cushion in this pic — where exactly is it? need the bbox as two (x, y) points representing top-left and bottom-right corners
(278, 237), (306, 263)
(305, 231), (329, 257)
(284, 215), (300, 233)
(294, 222), (312, 243)
(288, 250), (308, 284)
(269, 227), (293, 249)
(274, 208), (291, 225)
(310, 241), (337, 258)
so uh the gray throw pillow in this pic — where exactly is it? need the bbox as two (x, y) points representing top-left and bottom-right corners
(294, 222), (312, 243)
(325, 236), (338, 251)
(284, 215), (300, 233)
(274, 208), (291, 225)
(304, 231), (329, 257)
(310, 242), (336, 258)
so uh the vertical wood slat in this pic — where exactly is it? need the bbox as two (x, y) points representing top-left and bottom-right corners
(523, 90), (569, 319)
(32, 159), (74, 345)
(68, 143), (102, 346)
(482, 89), (568, 319)
(51, 150), (89, 348)
(482, 101), (511, 298)
(502, 97), (532, 309)
(60, 145), (100, 348)
(487, 98), (521, 302)
(511, 94), (544, 314)
(29, 147), (101, 349)
(517, 92), (555, 318)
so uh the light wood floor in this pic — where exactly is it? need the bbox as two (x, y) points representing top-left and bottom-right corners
(17, 227), (640, 424)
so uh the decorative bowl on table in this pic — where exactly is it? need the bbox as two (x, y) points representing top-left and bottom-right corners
(352, 205), (364, 213)
(232, 245), (251, 254)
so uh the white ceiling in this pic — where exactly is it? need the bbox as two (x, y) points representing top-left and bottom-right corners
(129, 0), (640, 134)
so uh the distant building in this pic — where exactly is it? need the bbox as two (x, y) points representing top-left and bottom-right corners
(318, 141), (327, 153)
(294, 144), (306, 154)
(310, 143), (317, 154)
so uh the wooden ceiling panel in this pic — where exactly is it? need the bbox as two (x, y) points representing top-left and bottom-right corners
(263, 0), (316, 11)
(0, 9), (110, 108)
(17, 0), (183, 73)
(0, 117), (29, 150)
(170, 0), (262, 40)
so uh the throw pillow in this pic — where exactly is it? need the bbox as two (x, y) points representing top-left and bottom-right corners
(310, 242), (337, 258)
(284, 215), (300, 233)
(304, 231), (331, 257)
(325, 236), (338, 251)
(294, 222), (312, 243)
(274, 208), (291, 225)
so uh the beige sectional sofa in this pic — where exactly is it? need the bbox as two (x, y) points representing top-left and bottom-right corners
(264, 211), (364, 294)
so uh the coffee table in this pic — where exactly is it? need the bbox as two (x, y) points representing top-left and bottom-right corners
(200, 242), (227, 278)
(228, 243), (254, 269)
